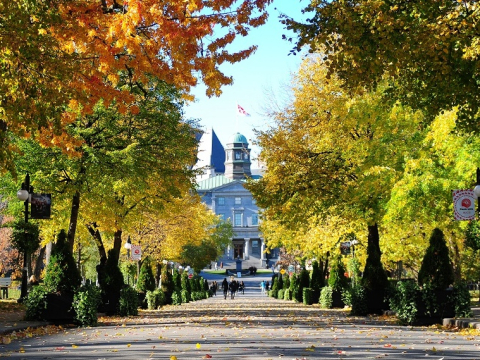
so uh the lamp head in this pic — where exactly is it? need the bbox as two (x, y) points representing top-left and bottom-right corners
(16, 189), (29, 202)
(474, 185), (480, 199)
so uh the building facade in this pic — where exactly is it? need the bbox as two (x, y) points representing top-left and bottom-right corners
(195, 130), (276, 267)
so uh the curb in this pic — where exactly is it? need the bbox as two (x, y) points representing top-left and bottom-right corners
(443, 317), (480, 329)
(0, 321), (49, 336)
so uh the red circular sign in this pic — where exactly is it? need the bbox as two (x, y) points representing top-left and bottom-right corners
(462, 198), (472, 208)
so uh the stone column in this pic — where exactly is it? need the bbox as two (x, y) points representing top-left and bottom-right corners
(244, 238), (250, 260)
(260, 238), (265, 260)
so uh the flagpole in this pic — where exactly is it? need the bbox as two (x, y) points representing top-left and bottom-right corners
(235, 102), (239, 133)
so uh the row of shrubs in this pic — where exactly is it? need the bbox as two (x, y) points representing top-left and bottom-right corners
(25, 229), (212, 327)
(267, 228), (473, 325)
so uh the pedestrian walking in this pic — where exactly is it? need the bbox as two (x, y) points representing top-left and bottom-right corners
(260, 280), (265, 294)
(222, 278), (228, 299)
(266, 281), (270, 292)
(214, 262), (218, 271)
(239, 281), (245, 294)
(229, 280), (237, 299)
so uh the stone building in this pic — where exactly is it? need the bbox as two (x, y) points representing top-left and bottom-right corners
(194, 129), (277, 268)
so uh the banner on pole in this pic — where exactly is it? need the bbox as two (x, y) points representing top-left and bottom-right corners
(131, 245), (142, 260)
(453, 189), (476, 220)
(30, 193), (51, 219)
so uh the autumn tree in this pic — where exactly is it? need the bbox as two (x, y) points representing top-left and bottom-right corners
(284, 0), (480, 131)
(8, 79), (199, 258)
(0, 0), (273, 171)
(247, 55), (424, 282)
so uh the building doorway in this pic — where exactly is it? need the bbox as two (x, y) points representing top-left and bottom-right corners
(234, 243), (244, 259)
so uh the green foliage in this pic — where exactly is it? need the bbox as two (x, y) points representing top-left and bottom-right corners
(389, 280), (420, 325)
(347, 257), (361, 286)
(137, 258), (156, 293)
(299, 269), (310, 289)
(283, 288), (291, 301)
(465, 221), (480, 251)
(453, 281), (473, 318)
(328, 256), (348, 292)
(73, 285), (101, 326)
(269, 289), (278, 298)
(181, 271), (191, 292)
(181, 289), (191, 303)
(118, 286), (138, 316)
(320, 286), (333, 309)
(303, 287), (313, 305)
(44, 230), (81, 295)
(418, 228), (454, 290)
(310, 260), (323, 303)
(9, 219), (40, 254)
(271, 277), (279, 292)
(120, 261), (137, 286)
(160, 265), (173, 304)
(172, 290), (182, 305)
(277, 289), (285, 300)
(173, 269), (182, 291)
(25, 285), (48, 320)
(277, 273), (283, 290)
(203, 279), (209, 291)
(283, 275), (290, 290)
(290, 273), (297, 292)
(349, 285), (368, 316)
(146, 289), (166, 310)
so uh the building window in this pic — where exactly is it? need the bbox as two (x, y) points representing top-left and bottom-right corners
(235, 151), (242, 160)
(235, 197), (242, 205)
(234, 213), (242, 226)
(244, 152), (249, 160)
(218, 197), (225, 206)
(252, 213), (258, 226)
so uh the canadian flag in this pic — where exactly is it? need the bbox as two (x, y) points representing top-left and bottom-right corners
(237, 104), (251, 117)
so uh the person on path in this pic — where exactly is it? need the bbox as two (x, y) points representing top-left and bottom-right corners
(214, 262), (218, 271)
(229, 280), (237, 299)
(212, 281), (217, 296)
(260, 280), (265, 294)
(239, 281), (245, 294)
(222, 278), (228, 299)
(266, 281), (270, 292)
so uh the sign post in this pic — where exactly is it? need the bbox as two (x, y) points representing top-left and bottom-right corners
(131, 245), (142, 261)
(453, 189), (476, 220)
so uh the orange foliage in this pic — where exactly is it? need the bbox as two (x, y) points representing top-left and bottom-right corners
(0, 0), (272, 170)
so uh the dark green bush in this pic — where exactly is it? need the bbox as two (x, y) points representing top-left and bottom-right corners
(389, 280), (419, 325)
(25, 285), (48, 320)
(283, 288), (291, 301)
(44, 230), (81, 295)
(283, 274), (290, 290)
(362, 226), (388, 292)
(269, 289), (278, 298)
(146, 289), (166, 310)
(172, 290), (182, 305)
(73, 285), (101, 326)
(160, 264), (173, 304)
(9, 219), (40, 255)
(118, 286), (138, 316)
(181, 272), (191, 293)
(137, 258), (156, 293)
(320, 286), (333, 308)
(277, 289), (285, 300)
(102, 249), (125, 313)
(277, 273), (284, 290)
(453, 281), (473, 318)
(418, 228), (454, 290)
(310, 260), (323, 303)
(271, 277), (279, 292)
(349, 284), (368, 316)
(303, 287), (313, 305)
(181, 289), (191, 303)
(328, 256), (348, 292)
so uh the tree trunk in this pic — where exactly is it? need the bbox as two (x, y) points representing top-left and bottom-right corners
(67, 191), (81, 253)
(362, 223), (388, 291)
(87, 223), (106, 260)
(33, 246), (45, 279)
(113, 229), (123, 257)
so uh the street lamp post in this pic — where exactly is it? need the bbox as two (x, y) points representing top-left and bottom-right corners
(16, 173), (32, 300)
(124, 237), (132, 285)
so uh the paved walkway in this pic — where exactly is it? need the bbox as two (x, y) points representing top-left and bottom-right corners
(1, 272), (480, 359)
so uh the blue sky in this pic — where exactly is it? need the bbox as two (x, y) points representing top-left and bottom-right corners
(184, 1), (308, 168)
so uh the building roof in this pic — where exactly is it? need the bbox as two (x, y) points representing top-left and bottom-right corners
(229, 132), (248, 144)
(193, 128), (225, 173)
(196, 174), (262, 191)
